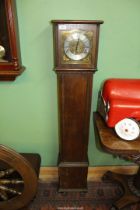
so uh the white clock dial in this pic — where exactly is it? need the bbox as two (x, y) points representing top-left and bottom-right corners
(115, 118), (140, 141)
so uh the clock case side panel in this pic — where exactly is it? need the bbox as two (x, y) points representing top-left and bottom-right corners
(94, 24), (101, 71)
(52, 23), (61, 72)
(0, 0), (25, 81)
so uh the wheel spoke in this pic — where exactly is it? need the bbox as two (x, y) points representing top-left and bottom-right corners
(0, 189), (8, 201)
(0, 168), (15, 178)
(0, 185), (22, 195)
(0, 168), (24, 201)
(0, 179), (23, 185)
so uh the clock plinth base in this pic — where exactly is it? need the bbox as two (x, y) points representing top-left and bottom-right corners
(58, 161), (88, 192)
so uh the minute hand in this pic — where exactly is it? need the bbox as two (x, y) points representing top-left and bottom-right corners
(75, 38), (80, 53)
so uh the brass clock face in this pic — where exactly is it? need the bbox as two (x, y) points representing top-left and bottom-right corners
(64, 31), (91, 61)
(61, 30), (93, 65)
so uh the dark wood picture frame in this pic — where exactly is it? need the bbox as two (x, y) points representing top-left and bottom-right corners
(0, 0), (24, 81)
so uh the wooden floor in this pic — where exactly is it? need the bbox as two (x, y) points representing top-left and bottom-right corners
(39, 165), (139, 182)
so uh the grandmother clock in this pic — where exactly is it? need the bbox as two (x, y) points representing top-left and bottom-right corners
(52, 20), (103, 191)
(0, 0), (24, 81)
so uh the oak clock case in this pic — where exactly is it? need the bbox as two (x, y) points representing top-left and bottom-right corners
(52, 20), (103, 192)
(0, 0), (24, 81)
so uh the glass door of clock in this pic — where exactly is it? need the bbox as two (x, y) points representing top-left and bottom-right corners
(0, 0), (11, 62)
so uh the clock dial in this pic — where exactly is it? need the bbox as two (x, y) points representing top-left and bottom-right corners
(61, 29), (94, 65)
(0, 45), (5, 60)
(64, 31), (91, 61)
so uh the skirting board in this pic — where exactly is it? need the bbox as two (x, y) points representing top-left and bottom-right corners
(39, 165), (139, 182)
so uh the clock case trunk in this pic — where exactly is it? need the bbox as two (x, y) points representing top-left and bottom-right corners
(0, 0), (24, 81)
(57, 71), (93, 191)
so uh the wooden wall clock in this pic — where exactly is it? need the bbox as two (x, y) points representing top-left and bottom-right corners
(0, 0), (24, 81)
(52, 20), (103, 192)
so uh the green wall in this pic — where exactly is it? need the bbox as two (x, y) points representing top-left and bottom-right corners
(0, 0), (140, 166)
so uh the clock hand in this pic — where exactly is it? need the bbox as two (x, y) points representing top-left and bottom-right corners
(75, 38), (80, 54)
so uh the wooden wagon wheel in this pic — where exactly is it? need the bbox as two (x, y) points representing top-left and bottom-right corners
(0, 144), (38, 210)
